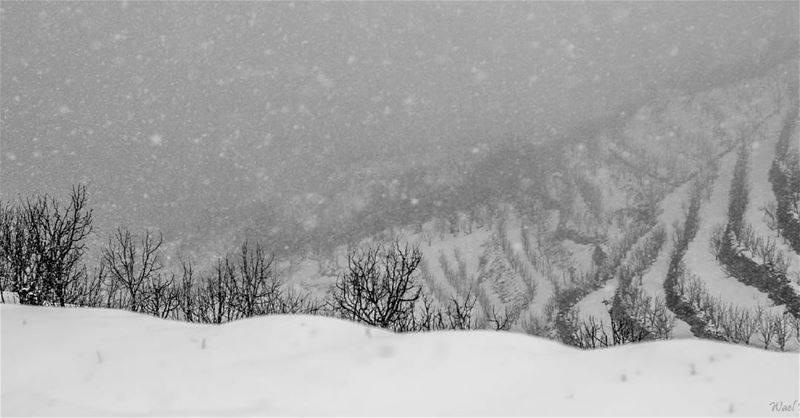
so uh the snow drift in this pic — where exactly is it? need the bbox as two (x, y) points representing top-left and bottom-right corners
(1, 304), (798, 416)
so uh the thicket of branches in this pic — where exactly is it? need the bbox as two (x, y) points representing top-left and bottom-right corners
(560, 306), (667, 349)
(99, 237), (323, 322)
(552, 220), (653, 344)
(1, 186), (511, 334)
(330, 240), (422, 331)
(663, 176), (721, 338)
(613, 286), (675, 341)
(4, 177), (797, 347)
(674, 271), (798, 350)
(0, 186), (320, 322)
(712, 142), (800, 318)
(329, 239), (509, 332)
(0, 185), (94, 306)
(559, 228), (675, 350)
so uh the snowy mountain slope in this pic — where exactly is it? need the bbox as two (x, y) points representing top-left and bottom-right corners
(549, 68), (793, 337)
(639, 180), (696, 338)
(745, 108), (800, 288)
(2, 304), (798, 417)
(683, 151), (776, 309)
(273, 61), (799, 343)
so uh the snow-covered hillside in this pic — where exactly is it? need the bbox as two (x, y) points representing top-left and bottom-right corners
(1, 304), (798, 416)
(274, 60), (799, 346)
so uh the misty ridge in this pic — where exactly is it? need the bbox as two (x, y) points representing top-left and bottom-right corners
(3, 2), (800, 415)
(2, 1), (800, 344)
(1, 2), (796, 257)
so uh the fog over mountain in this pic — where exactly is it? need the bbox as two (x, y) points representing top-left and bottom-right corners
(1, 1), (797, 254)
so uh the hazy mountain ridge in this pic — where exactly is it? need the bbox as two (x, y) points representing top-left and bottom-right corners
(272, 60), (799, 343)
(150, 48), (800, 264)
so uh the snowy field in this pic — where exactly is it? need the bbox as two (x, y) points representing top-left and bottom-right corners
(2, 304), (798, 416)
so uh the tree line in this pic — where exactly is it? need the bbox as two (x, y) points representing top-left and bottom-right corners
(0, 185), (504, 332)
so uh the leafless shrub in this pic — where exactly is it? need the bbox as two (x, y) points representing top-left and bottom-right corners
(487, 305), (511, 331)
(617, 285), (675, 339)
(330, 239), (422, 331)
(411, 293), (441, 331)
(65, 263), (105, 308)
(757, 307), (776, 350)
(275, 287), (322, 314)
(101, 266), (126, 309)
(177, 257), (197, 322)
(566, 312), (609, 349)
(709, 224), (726, 259)
(609, 309), (651, 345)
(671, 272), (766, 345)
(736, 224), (790, 275)
(196, 258), (236, 324)
(228, 241), (280, 318)
(410, 292), (480, 331)
(726, 305), (757, 344)
(142, 273), (179, 319)
(171, 244), (320, 323)
(102, 226), (163, 312)
(773, 312), (792, 351)
(443, 291), (478, 330)
(0, 185), (93, 306)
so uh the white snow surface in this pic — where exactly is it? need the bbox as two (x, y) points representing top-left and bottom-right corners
(2, 305), (798, 416)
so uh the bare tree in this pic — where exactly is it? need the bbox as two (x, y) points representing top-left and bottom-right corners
(331, 240), (422, 331)
(141, 273), (180, 319)
(610, 309), (651, 345)
(773, 312), (792, 351)
(229, 241), (279, 318)
(102, 226), (163, 312)
(409, 292), (481, 332)
(443, 292), (478, 330)
(63, 262), (105, 307)
(411, 293), (443, 331)
(177, 256), (197, 322)
(197, 257), (236, 324)
(487, 305), (511, 331)
(756, 308), (776, 350)
(275, 287), (322, 314)
(567, 314), (610, 349)
(728, 305), (757, 345)
(0, 185), (93, 306)
(0, 201), (43, 304)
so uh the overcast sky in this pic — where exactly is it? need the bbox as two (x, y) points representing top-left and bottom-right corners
(1, 1), (797, 239)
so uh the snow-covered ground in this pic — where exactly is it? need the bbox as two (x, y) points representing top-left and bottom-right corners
(2, 304), (797, 417)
